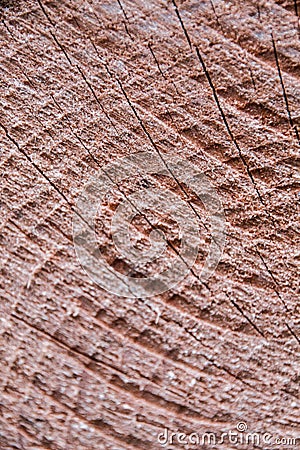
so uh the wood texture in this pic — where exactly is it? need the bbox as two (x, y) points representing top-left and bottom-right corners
(0, 0), (299, 448)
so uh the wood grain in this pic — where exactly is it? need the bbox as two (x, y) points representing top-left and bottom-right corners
(0, 0), (299, 448)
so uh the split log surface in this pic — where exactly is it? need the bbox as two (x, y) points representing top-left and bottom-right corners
(0, 0), (300, 448)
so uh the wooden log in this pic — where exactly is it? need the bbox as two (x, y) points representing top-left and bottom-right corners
(0, 0), (299, 448)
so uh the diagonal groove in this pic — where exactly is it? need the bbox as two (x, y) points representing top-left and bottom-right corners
(170, 0), (268, 209)
(271, 32), (300, 146)
(169, 0), (300, 343)
(0, 127), (138, 298)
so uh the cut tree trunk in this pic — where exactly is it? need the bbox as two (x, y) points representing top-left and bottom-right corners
(0, 0), (299, 449)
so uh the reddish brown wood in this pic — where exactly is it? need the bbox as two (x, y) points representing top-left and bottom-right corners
(0, 0), (299, 448)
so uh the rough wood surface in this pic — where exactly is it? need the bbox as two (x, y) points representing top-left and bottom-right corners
(0, 0), (300, 448)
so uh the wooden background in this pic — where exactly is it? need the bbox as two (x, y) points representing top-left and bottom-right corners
(0, 0), (299, 448)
